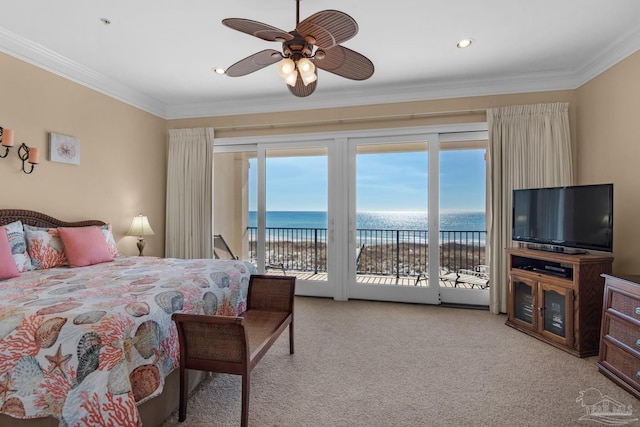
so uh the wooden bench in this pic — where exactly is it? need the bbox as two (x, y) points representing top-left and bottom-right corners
(172, 274), (296, 427)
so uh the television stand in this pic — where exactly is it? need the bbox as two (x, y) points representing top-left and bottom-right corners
(506, 247), (613, 357)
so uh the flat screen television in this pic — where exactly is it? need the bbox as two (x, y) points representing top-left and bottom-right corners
(512, 184), (613, 253)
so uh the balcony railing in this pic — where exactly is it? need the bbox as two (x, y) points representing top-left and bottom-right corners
(247, 227), (486, 278)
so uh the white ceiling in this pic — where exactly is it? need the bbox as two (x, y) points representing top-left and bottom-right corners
(1, 0), (639, 119)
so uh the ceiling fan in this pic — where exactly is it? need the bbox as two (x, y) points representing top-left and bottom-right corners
(221, 0), (374, 97)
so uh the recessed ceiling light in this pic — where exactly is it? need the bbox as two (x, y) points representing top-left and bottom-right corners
(457, 38), (473, 48)
(213, 68), (226, 75)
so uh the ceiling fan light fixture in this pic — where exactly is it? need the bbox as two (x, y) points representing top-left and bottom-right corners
(297, 58), (317, 86)
(277, 58), (296, 78)
(300, 70), (317, 86)
(297, 57), (315, 73)
(285, 69), (298, 87)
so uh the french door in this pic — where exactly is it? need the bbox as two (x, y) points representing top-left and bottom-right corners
(214, 123), (489, 306)
(260, 143), (334, 297)
(346, 136), (439, 304)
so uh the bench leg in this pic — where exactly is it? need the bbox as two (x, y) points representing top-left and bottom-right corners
(178, 366), (188, 422)
(241, 371), (250, 427)
(289, 321), (294, 354)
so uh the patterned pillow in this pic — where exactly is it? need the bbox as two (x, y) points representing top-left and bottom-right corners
(0, 227), (20, 280)
(22, 223), (119, 269)
(102, 224), (119, 258)
(24, 227), (68, 269)
(3, 221), (32, 272)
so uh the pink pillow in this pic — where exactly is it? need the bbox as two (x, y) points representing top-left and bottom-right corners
(0, 227), (20, 280)
(58, 226), (115, 267)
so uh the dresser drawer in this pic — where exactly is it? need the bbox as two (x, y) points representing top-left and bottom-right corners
(600, 341), (640, 390)
(610, 290), (640, 321)
(606, 315), (640, 354)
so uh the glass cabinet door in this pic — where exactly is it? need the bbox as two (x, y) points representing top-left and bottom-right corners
(510, 275), (537, 330)
(538, 283), (574, 347)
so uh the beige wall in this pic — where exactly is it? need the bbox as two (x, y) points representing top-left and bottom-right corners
(0, 52), (167, 257)
(577, 51), (640, 273)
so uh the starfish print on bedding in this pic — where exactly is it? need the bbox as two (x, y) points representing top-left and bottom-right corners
(45, 343), (73, 379)
(0, 373), (16, 400)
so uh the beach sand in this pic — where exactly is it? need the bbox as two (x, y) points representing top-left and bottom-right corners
(253, 241), (486, 276)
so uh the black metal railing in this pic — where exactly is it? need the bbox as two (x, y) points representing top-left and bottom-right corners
(247, 227), (486, 278)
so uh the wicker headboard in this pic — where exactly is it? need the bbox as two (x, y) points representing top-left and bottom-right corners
(0, 209), (106, 228)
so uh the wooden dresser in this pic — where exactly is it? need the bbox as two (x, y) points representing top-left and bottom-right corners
(597, 274), (640, 399)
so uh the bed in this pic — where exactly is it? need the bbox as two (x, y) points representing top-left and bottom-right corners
(0, 209), (256, 427)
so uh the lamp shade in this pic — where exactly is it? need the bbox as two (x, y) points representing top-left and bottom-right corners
(297, 58), (317, 86)
(277, 58), (296, 78)
(126, 215), (155, 237)
(284, 69), (298, 87)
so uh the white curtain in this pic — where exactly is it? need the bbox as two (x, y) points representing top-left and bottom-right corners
(165, 128), (215, 259)
(486, 103), (573, 314)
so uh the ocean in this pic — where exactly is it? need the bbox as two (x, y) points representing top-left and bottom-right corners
(248, 211), (486, 231)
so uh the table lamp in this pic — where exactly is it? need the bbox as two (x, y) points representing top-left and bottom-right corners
(127, 214), (155, 256)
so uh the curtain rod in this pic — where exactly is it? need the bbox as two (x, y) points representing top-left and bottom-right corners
(211, 108), (487, 132)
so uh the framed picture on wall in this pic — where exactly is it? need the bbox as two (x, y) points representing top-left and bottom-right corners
(49, 133), (80, 165)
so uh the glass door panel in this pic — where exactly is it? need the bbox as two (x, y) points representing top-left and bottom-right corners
(349, 141), (439, 304)
(543, 290), (566, 337)
(438, 141), (489, 307)
(509, 275), (537, 331)
(539, 283), (574, 347)
(514, 279), (535, 326)
(261, 147), (331, 297)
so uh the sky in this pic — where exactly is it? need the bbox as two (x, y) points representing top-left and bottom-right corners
(248, 148), (486, 212)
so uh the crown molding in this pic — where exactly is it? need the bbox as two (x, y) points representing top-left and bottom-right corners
(0, 27), (168, 118)
(165, 71), (581, 119)
(2, 24), (639, 121)
(572, 24), (640, 87)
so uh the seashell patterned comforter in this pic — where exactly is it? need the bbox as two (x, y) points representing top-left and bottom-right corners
(0, 256), (256, 427)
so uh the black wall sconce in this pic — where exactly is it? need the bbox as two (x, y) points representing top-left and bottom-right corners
(0, 127), (15, 158)
(18, 143), (39, 174)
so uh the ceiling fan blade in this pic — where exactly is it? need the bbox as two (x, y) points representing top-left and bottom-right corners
(225, 49), (282, 77)
(222, 18), (294, 42)
(296, 10), (357, 48)
(314, 45), (374, 80)
(288, 72), (318, 97)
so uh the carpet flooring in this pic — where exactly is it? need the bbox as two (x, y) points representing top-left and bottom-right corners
(160, 296), (639, 427)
